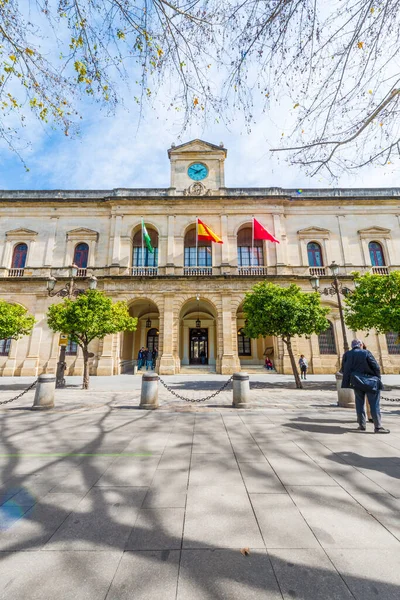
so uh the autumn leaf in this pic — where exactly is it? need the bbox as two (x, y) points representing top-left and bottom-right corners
(193, 97), (199, 106)
(357, 41), (364, 49)
(293, 103), (299, 109)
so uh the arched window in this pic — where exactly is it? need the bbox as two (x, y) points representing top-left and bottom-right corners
(369, 241), (385, 266)
(318, 321), (337, 354)
(132, 228), (158, 267)
(73, 243), (89, 269)
(184, 227), (211, 267)
(307, 242), (323, 267)
(237, 227), (263, 267)
(146, 328), (159, 352)
(386, 332), (400, 355)
(11, 243), (27, 269)
(0, 338), (11, 356)
(237, 328), (251, 356)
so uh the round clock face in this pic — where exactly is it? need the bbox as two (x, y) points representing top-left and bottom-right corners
(188, 163), (208, 181)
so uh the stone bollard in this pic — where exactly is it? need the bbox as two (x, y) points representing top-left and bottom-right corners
(335, 371), (355, 408)
(232, 372), (251, 408)
(133, 365), (138, 375)
(31, 374), (56, 411)
(140, 372), (159, 410)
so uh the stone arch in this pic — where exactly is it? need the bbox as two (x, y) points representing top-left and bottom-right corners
(178, 295), (218, 368)
(121, 297), (161, 373)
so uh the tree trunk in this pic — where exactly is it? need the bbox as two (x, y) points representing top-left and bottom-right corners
(82, 345), (90, 390)
(284, 337), (303, 389)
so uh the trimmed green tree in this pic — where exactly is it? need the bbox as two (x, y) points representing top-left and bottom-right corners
(243, 283), (330, 389)
(47, 290), (137, 389)
(0, 300), (35, 341)
(344, 272), (400, 343)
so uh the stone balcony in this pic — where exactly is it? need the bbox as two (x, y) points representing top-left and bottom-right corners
(0, 264), (396, 280)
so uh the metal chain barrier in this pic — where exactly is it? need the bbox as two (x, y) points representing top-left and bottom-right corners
(158, 375), (233, 403)
(381, 396), (400, 403)
(0, 379), (38, 406)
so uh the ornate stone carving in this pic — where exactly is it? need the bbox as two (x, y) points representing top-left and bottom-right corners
(183, 182), (211, 196)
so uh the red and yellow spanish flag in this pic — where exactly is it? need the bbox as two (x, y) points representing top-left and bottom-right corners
(197, 219), (223, 244)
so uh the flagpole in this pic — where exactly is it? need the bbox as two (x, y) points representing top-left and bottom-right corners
(251, 216), (254, 271)
(196, 217), (198, 270)
(141, 217), (144, 269)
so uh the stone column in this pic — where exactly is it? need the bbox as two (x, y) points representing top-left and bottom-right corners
(21, 297), (46, 376)
(181, 324), (189, 365)
(2, 338), (19, 377)
(376, 332), (390, 374)
(96, 334), (114, 376)
(220, 294), (241, 374)
(310, 333), (323, 374)
(111, 215), (123, 266)
(166, 215), (175, 274)
(44, 217), (58, 267)
(273, 214), (286, 266)
(159, 294), (176, 375)
(220, 215), (229, 266)
(208, 322), (216, 365)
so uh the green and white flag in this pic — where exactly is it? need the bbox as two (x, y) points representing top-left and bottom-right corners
(142, 219), (154, 253)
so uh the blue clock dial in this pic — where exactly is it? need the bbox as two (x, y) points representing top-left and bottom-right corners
(188, 163), (208, 181)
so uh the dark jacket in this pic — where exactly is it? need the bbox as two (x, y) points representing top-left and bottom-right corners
(341, 348), (381, 389)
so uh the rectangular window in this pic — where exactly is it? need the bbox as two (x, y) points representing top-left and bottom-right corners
(184, 247), (212, 267)
(238, 334), (251, 356)
(133, 247), (158, 267)
(0, 338), (11, 356)
(386, 332), (400, 355)
(65, 340), (78, 355)
(237, 246), (263, 266)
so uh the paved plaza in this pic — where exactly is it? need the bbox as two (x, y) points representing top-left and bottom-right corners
(1, 374), (400, 599)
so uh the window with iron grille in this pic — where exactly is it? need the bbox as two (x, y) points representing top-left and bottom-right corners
(318, 321), (337, 354)
(65, 339), (78, 355)
(0, 338), (11, 356)
(237, 329), (251, 356)
(386, 331), (400, 354)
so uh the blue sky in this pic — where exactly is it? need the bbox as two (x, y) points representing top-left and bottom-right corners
(0, 88), (398, 191)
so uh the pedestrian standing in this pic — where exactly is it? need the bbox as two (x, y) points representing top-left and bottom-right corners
(137, 347), (144, 370)
(145, 348), (153, 371)
(341, 339), (389, 433)
(362, 342), (374, 423)
(152, 347), (158, 370)
(298, 355), (308, 380)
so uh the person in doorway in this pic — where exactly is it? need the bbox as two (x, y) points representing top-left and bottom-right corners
(152, 347), (158, 370)
(298, 355), (308, 379)
(137, 347), (144, 370)
(265, 357), (274, 370)
(199, 349), (206, 365)
(341, 339), (389, 433)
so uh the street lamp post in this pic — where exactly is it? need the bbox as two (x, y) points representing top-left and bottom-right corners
(310, 261), (351, 354)
(47, 265), (97, 388)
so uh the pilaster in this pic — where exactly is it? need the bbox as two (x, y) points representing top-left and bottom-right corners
(220, 294), (241, 374)
(96, 334), (114, 376)
(159, 294), (176, 374)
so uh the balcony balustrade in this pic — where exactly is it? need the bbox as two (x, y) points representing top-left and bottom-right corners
(183, 267), (212, 276)
(309, 267), (326, 277)
(237, 266), (268, 276)
(371, 266), (389, 275)
(131, 267), (158, 277)
(76, 268), (87, 277)
(8, 268), (24, 277)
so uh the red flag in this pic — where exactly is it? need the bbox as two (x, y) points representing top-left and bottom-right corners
(253, 218), (280, 243)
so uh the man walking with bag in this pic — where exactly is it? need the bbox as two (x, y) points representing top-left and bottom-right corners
(341, 339), (389, 433)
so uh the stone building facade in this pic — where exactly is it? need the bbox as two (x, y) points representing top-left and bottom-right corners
(1, 139), (400, 377)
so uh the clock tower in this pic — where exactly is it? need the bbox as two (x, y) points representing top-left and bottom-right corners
(168, 139), (227, 195)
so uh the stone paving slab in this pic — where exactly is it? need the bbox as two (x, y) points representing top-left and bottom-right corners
(1, 375), (400, 599)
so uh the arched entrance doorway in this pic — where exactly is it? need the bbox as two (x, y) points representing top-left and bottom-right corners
(236, 303), (276, 370)
(179, 297), (217, 369)
(121, 299), (160, 373)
